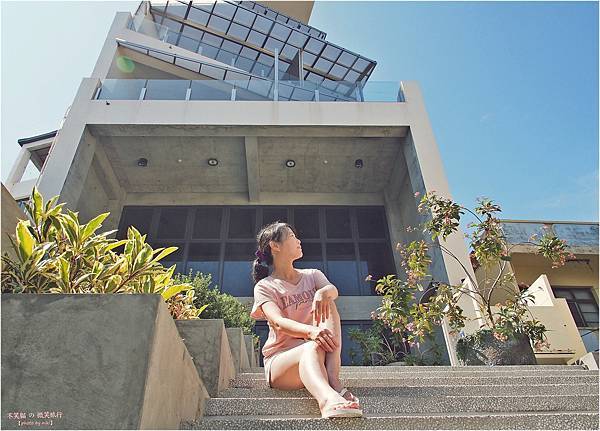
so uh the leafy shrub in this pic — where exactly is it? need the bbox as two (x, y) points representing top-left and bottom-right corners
(174, 270), (255, 335)
(1, 188), (205, 320)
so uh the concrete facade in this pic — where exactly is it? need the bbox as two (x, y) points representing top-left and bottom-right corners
(6, 1), (475, 365)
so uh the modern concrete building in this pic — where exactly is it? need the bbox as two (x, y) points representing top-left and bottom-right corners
(5, 0), (476, 365)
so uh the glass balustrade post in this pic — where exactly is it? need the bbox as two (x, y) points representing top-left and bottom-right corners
(139, 80), (148, 100)
(274, 48), (279, 101)
(185, 80), (192, 101)
(231, 86), (237, 101)
(314, 89), (319, 102)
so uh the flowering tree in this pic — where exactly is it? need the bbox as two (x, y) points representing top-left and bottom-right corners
(369, 191), (574, 355)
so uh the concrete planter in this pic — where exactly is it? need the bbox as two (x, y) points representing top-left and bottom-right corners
(175, 319), (236, 397)
(244, 334), (260, 367)
(225, 328), (251, 373)
(1, 293), (208, 430)
(456, 330), (538, 366)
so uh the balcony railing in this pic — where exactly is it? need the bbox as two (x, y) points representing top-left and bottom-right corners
(94, 79), (405, 102)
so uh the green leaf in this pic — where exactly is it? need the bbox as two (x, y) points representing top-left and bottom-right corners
(152, 246), (178, 263)
(81, 213), (109, 240)
(16, 221), (35, 260)
(161, 284), (189, 301)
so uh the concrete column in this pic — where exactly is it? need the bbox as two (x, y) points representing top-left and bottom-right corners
(244, 137), (260, 202)
(36, 78), (101, 208)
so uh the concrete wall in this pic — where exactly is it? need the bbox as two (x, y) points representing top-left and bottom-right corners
(1, 294), (208, 430)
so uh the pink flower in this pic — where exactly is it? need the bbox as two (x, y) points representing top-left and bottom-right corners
(365, 274), (373, 281)
(414, 191), (421, 198)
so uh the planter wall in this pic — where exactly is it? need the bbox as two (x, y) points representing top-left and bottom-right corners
(175, 319), (236, 397)
(1, 294), (208, 430)
(456, 331), (538, 366)
(244, 334), (260, 368)
(225, 328), (251, 373)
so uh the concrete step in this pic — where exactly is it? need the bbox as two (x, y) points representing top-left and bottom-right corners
(219, 383), (600, 398)
(247, 365), (588, 373)
(205, 394), (599, 416)
(238, 369), (596, 379)
(231, 374), (598, 388)
(181, 411), (599, 429)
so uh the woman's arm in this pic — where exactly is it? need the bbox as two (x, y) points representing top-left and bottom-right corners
(262, 301), (314, 339)
(261, 301), (338, 351)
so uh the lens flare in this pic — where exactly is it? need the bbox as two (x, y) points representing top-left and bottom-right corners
(116, 56), (135, 73)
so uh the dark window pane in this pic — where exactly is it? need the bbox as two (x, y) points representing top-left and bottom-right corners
(157, 208), (188, 239)
(326, 208), (351, 239)
(193, 208), (222, 239)
(223, 242), (255, 296)
(228, 208), (256, 238)
(572, 289), (595, 300)
(582, 312), (599, 325)
(295, 242), (323, 271)
(357, 207), (386, 238)
(118, 207), (153, 239)
(326, 243), (359, 295)
(150, 242), (184, 274)
(358, 242), (396, 295)
(553, 289), (575, 300)
(294, 208), (319, 239)
(566, 302), (585, 327)
(187, 243), (221, 286)
(262, 208), (288, 227)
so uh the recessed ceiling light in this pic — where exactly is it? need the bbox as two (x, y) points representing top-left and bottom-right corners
(355, 159), (363, 168)
(137, 157), (148, 167)
(323, 160), (328, 164)
(285, 159), (296, 168)
(208, 158), (219, 166)
(177, 159), (183, 163)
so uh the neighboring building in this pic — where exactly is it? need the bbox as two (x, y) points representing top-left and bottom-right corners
(501, 220), (599, 357)
(4, 0), (479, 365)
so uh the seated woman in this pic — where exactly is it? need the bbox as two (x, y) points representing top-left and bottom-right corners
(249, 221), (363, 419)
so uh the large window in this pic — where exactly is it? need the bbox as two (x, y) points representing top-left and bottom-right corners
(552, 287), (599, 328)
(117, 206), (397, 297)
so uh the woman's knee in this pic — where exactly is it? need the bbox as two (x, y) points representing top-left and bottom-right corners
(302, 340), (327, 359)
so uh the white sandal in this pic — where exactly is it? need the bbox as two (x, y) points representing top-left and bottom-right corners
(339, 387), (360, 404)
(321, 400), (363, 419)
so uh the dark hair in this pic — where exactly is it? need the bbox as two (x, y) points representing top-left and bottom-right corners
(251, 221), (298, 284)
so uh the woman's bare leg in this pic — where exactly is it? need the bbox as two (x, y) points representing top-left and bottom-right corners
(269, 340), (353, 411)
(314, 301), (343, 393)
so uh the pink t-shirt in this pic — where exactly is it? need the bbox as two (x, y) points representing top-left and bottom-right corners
(250, 268), (332, 359)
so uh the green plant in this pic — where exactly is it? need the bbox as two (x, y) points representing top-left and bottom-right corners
(348, 319), (407, 366)
(369, 191), (575, 354)
(174, 271), (255, 334)
(1, 187), (205, 320)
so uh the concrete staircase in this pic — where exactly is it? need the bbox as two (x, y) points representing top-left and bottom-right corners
(181, 365), (599, 429)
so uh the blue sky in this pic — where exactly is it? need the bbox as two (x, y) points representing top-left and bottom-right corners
(1, 1), (598, 222)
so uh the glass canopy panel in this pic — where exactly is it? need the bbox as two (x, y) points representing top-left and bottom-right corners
(152, 1), (376, 84)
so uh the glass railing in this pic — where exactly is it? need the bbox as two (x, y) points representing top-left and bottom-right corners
(94, 79), (404, 102)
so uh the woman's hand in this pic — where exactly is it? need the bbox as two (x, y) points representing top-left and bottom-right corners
(311, 289), (333, 324)
(308, 326), (338, 352)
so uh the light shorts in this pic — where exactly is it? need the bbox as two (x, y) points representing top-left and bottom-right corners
(263, 340), (309, 388)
